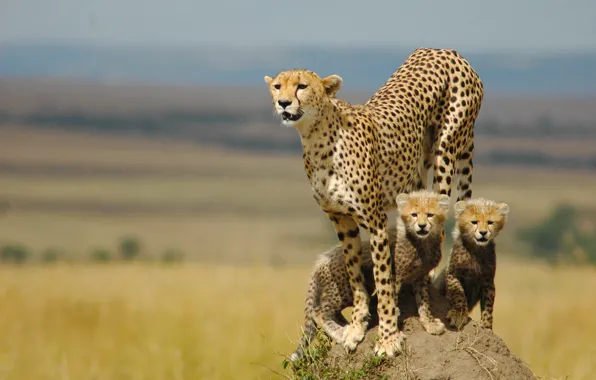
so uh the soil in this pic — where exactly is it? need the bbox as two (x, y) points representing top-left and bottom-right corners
(305, 285), (537, 380)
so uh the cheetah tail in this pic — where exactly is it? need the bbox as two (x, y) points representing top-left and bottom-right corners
(290, 268), (322, 362)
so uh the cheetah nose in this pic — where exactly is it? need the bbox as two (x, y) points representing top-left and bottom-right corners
(278, 100), (292, 109)
(479, 231), (487, 236)
(418, 223), (427, 229)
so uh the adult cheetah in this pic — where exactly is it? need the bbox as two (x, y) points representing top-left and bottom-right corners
(265, 48), (484, 356)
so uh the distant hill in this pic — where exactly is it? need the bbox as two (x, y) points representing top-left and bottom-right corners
(1, 43), (595, 171)
(1, 42), (595, 95)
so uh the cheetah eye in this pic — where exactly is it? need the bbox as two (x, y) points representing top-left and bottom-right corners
(297, 83), (308, 90)
(410, 213), (418, 217)
(471, 221), (478, 225)
(487, 220), (494, 225)
(427, 213), (434, 217)
(273, 84), (281, 90)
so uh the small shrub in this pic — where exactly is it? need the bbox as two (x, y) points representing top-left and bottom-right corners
(269, 253), (286, 268)
(90, 248), (112, 263)
(517, 204), (596, 265)
(284, 330), (336, 379)
(41, 248), (61, 264)
(119, 236), (142, 260)
(1, 244), (30, 264)
(161, 249), (185, 264)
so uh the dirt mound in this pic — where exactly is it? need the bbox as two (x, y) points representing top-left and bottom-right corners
(289, 285), (536, 380)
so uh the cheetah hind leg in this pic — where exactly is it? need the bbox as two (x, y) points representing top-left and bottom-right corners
(455, 144), (474, 201)
(414, 275), (445, 335)
(313, 308), (347, 345)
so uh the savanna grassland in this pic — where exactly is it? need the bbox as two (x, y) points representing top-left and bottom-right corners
(0, 126), (595, 379)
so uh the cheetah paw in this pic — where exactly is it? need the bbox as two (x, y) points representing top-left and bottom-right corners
(447, 309), (470, 330)
(374, 332), (404, 357)
(422, 318), (446, 335)
(341, 323), (366, 351)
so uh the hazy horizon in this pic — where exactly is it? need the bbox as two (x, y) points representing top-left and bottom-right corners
(2, 0), (596, 53)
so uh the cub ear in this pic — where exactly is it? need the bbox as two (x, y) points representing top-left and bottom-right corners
(454, 200), (467, 216)
(264, 76), (273, 86)
(438, 194), (450, 212)
(497, 202), (510, 216)
(396, 193), (410, 210)
(322, 75), (343, 96)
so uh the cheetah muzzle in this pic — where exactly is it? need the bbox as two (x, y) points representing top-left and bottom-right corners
(281, 111), (303, 122)
(475, 236), (489, 244)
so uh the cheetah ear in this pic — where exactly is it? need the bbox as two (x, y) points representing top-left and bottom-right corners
(454, 200), (467, 216)
(497, 203), (509, 216)
(438, 194), (450, 212)
(264, 76), (273, 86)
(322, 75), (342, 97)
(396, 193), (410, 210)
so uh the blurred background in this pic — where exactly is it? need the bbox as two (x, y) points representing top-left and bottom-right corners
(0, 1), (595, 379)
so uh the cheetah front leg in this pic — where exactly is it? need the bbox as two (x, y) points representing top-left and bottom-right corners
(369, 216), (403, 357)
(414, 275), (445, 335)
(480, 280), (496, 330)
(445, 273), (470, 330)
(328, 213), (369, 350)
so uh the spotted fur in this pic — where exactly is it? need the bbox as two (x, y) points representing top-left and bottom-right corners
(289, 230), (391, 362)
(290, 190), (449, 361)
(392, 190), (449, 336)
(434, 198), (509, 330)
(265, 48), (484, 356)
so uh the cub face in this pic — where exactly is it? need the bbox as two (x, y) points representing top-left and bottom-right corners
(264, 69), (342, 127)
(454, 198), (509, 246)
(396, 191), (450, 239)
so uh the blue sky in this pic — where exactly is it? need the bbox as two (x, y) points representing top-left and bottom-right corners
(2, 0), (596, 52)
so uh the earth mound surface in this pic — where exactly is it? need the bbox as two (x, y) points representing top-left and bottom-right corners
(289, 285), (536, 380)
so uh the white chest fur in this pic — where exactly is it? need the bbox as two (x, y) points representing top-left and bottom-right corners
(310, 168), (353, 214)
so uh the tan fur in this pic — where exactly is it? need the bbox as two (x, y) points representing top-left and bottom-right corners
(289, 230), (393, 361)
(434, 198), (509, 330)
(266, 48), (484, 356)
(291, 191), (449, 361)
(392, 191), (449, 336)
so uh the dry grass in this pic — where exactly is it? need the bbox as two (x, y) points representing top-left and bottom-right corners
(0, 264), (306, 380)
(0, 260), (594, 379)
(487, 260), (596, 379)
(0, 127), (595, 378)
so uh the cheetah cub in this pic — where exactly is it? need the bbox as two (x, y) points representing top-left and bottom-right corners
(434, 198), (509, 330)
(392, 190), (449, 336)
(290, 190), (447, 361)
(289, 232), (394, 361)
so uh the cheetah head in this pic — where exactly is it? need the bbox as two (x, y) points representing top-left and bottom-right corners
(453, 198), (509, 246)
(396, 190), (450, 240)
(264, 69), (342, 127)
